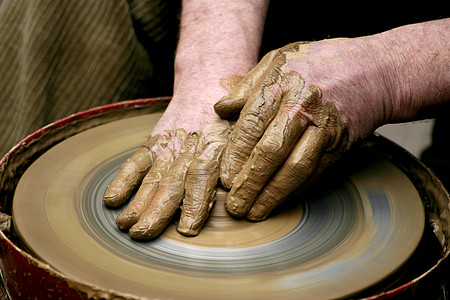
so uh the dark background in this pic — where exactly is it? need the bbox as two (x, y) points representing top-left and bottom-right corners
(260, 1), (447, 55)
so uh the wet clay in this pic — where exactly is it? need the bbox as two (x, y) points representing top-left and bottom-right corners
(219, 75), (244, 92)
(247, 100), (350, 221)
(125, 129), (199, 240)
(114, 133), (177, 229)
(177, 121), (230, 236)
(129, 151), (195, 240)
(225, 84), (348, 218)
(214, 43), (349, 219)
(103, 137), (156, 207)
(106, 119), (231, 240)
(214, 42), (313, 190)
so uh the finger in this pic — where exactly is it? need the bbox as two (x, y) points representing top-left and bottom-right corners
(128, 130), (198, 240)
(214, 51), (278, 119)
(289, 126), (349, 194)
(128, 153), (194, 240)
(103, 136), (158, 207)
(114, 133), (174, 229)
(224, 80), (314, 218)
(220, 64), (301, 189)
(115, 158), (171, 230)
(177, 139), (227, 236)
(246, 125), (328, 221)
(246, 102), (350, 221)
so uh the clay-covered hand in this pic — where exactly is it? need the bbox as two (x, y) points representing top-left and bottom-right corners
(103, 119), (230, 240)
(215, 39), (390, 221)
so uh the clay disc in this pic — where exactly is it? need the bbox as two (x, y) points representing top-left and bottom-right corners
(12, 113), (425, 299)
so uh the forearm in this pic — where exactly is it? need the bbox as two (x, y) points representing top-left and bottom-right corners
(368, 18), (449, 123)
(315, 18), (450, 141)
(174, 0), (269, 108)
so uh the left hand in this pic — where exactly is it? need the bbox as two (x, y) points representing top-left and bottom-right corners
(103, 0), (269, 239)
(103, 117), (230, 239)
(103, 70), (242, 240)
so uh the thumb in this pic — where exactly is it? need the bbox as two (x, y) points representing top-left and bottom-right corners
(214, 76), (247, 119)
(214, 50), (277, 119)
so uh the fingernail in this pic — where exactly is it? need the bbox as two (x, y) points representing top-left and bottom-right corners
(177, 216), (197, 236)
(246, 204), (268, 221)
(225, 196), (247, 218)
(103, 187), (129, 207)
(116, 210), (139, 230)
(129, 223), (155, 240)
(103, 193), (119, 207)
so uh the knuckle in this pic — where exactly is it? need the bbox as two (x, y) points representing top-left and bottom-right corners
(230, 114), (265, 152)
(239, 112), (266, 133)
(253, 139), (283, 165)
(285, 155), (315, 181)
(263, 49), (280, 62)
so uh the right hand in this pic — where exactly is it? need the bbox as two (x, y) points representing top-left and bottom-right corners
(214, 37), (398, 221)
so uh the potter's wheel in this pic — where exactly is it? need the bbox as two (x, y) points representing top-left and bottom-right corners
(12, 113), (425, 299)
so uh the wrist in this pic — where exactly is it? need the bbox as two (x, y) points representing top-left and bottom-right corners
(366, 19), (450, 123)
(173, 0), (269, 102)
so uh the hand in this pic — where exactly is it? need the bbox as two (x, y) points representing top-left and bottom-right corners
(215, 38), (393, 221)
(102, 0), (266, 239)
(103, 116), (230, 239)
(102, 69), (242, 240)
(103, 0), (269, 239)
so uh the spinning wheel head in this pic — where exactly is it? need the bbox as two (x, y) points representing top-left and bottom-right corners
(12, 113), (425, 299)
